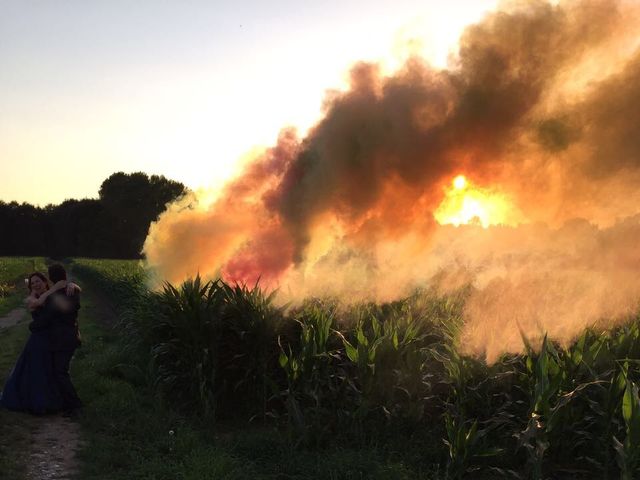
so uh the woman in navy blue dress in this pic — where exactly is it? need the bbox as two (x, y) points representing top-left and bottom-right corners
(0, 272), (79, 415)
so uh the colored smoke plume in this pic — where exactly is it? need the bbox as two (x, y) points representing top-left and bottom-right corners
(144, 0), (640, 361)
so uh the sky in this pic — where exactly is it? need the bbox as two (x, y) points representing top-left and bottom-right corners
(0, 0), (500, 206)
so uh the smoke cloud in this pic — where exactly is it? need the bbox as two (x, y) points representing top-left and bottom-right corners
(144, 0), (640, 361)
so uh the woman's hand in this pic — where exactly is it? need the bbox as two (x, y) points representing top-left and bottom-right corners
(26, 294), (39, 311)
(66, 282), (81, 296)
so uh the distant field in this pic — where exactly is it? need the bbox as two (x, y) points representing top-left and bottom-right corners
(71, 258), (146, 284)
(0, 257), (48, 284)
(0, 257), (47, 315)
(71, 258), (144, 275)
(70, 258), (148, 311)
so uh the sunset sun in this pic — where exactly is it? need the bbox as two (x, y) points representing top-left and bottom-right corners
(434, 175), (521, 228)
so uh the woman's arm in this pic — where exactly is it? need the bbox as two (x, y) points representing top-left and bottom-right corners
(26, 293), (40, 311)
(27, 280), (67, 309)
(65, 282), (82, 295)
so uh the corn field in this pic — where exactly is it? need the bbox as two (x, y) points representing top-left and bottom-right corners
(72, 259), (640, 479)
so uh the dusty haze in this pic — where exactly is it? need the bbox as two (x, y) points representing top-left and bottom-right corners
(144, 0), (640, 361)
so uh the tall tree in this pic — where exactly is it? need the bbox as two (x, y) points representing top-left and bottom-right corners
(98, 172), (187, 258)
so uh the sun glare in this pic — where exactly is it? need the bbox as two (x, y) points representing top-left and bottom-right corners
(434, 175), (520, 228)
(453, 174), (467, 190)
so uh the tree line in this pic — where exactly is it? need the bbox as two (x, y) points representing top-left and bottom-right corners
(0, 172), (186, 259)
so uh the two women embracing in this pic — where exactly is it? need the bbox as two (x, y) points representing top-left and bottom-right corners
(0, 263), (83, 417)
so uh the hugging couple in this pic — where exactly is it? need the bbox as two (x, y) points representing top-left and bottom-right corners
(0, 263), (83, 417)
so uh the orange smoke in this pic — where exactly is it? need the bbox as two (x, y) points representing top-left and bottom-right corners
(144, 0), (640, 360)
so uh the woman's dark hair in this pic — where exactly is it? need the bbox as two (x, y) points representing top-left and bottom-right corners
(48, 263), (67, 283)
(28, 272), (49, 293)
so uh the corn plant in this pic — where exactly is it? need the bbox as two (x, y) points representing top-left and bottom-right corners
(220, 280), (285, 421)
(614, 366), (640, 480)
(597, 366), (627, 478)
(516, 335), (561, 480)
(278, 302), (342, 443)
(426, 297), (471, 402)
(336, 311), (385, 431)
(443, 413), (502, 479)
(381, 304), (431, 421)
(151, 276), (224, 416)
(69, 257), (640, 478)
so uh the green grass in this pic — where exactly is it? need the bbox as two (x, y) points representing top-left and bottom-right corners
(0, 257), (48, 283)
(0, 257), (47, 316)
(72, 291), (197, 479)
(0, 315), (37, 480)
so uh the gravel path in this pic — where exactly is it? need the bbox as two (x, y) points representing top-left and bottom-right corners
(26, 416), (82, 480)
(0, 307), (27, 330)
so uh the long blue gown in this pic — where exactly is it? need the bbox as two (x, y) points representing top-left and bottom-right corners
(0, 308), (64, 414)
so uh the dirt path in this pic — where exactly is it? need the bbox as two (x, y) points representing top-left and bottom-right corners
(0, 307), (27, 329)
(26, 416), (82, 480)
(0, 308), (82, 480)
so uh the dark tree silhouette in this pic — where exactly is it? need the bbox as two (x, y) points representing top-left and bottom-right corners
(0, 172), (186, 259)
(0, 201), (47, 256)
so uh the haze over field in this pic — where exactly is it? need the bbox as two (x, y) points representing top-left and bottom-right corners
(144, 0), (640, 361)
